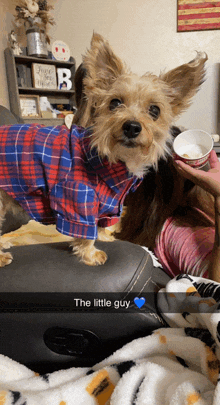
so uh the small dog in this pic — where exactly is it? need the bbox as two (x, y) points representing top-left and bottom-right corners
(0, 33), (207, 266)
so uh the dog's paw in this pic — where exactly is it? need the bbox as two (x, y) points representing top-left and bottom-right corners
(0, 251), (13, 267)
(84, 249), (108, 266)
(71, 238), (108, 266)
(1, 241), (12, 249)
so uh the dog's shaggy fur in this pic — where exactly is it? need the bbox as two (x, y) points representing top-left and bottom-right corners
(0, 33), (208, 266)
(115, 132), (215, 251)
(74, 35), (207, 178)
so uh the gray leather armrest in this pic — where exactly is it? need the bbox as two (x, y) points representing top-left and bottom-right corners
(0, 105), (24, 125)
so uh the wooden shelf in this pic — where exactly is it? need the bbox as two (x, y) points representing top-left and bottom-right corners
(18, 87), (75, 96)
(4, 48), (76, 126)
(14, 54), (75, 67)
(23, 117), (65, 126)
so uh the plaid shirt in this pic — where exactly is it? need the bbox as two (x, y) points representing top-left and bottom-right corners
(0, 124), (141, 239)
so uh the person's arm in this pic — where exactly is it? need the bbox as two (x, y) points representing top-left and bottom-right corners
(174, 150), (220, 282)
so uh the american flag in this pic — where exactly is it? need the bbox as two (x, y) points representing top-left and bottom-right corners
(177, 1), (220, 32)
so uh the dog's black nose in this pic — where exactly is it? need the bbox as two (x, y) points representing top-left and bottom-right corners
(122, 121), (142, 139)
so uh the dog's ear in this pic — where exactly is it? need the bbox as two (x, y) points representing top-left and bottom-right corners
(83, 32), (125, 91)
(160, 53), (208, 116)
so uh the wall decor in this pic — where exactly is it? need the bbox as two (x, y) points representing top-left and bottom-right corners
(14, 0), (55, 45)
(16, 64), (33, 88)
(52, 40), (70, 61)
(65, 113), (74, 129)
(57, 68), (72, 90)
(32, 63), (57, 89)
(20, 95), (41, 117)
(16, 64), (28, 87)
(177, 1), (220, 32)
(8, 30), (22, 56)
(26, 26), (48, 58)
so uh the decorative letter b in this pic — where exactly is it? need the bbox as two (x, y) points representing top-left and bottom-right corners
(57, 68), (72, 90)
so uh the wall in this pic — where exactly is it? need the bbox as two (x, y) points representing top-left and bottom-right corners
(0, 0), (16, 108)
(2, 0), (220, 133)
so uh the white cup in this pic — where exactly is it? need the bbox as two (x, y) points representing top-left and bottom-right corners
(173, 129), (213, 169)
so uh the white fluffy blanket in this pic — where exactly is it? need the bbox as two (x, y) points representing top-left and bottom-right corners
(1, 274), (220, 404)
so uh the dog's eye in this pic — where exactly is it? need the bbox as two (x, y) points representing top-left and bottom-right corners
(149, 105), (160, 120)
(109, 99), (122, 111)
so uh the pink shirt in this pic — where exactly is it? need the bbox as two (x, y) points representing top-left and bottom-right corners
(154, 213), (215, 279)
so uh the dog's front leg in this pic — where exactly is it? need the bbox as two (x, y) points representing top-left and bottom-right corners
(97, 227), (115, 242)
(71, 237), (108, 266)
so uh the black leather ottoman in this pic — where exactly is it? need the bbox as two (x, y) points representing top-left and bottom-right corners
(0, 240), (170, 373)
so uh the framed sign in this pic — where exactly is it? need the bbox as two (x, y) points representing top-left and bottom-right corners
(177, 1), (220, 32)
(32, 63), (57, 89)
(20, 95), (41, 118)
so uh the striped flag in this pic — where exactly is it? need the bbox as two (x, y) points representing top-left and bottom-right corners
(177, 1), (220, 32)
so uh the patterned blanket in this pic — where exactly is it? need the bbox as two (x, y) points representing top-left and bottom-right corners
(1, 274), (220, 404)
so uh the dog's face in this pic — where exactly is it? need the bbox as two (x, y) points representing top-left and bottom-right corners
(81, 33), (207, 177)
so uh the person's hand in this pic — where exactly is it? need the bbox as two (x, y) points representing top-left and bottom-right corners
(174, 150), (220, 198)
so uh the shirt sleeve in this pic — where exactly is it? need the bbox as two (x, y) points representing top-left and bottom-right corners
(98, 216), (120, 228)
(50, 181), (99, 239)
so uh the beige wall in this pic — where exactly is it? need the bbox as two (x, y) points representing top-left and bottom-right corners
(1, 0), (220, 132)
(0, 0), (16, 107)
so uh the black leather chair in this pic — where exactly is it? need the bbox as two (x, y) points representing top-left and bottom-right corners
(0, 106), (170, 373)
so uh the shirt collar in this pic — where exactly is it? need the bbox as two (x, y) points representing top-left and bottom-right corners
(80, 127), (140, 193)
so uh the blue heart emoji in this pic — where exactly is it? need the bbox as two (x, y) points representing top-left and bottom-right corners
(134, 297), (145, 309)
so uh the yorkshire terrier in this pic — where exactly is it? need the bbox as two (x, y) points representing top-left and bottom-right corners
(0, 33), (207, 266)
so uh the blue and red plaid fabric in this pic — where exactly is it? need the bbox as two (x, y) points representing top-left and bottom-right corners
(0, 124), (141, 239)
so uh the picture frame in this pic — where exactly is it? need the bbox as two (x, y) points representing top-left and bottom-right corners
(177, 1), (220, 32)
(32, 63), (57, 89)
(19, 95), (41, 118)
